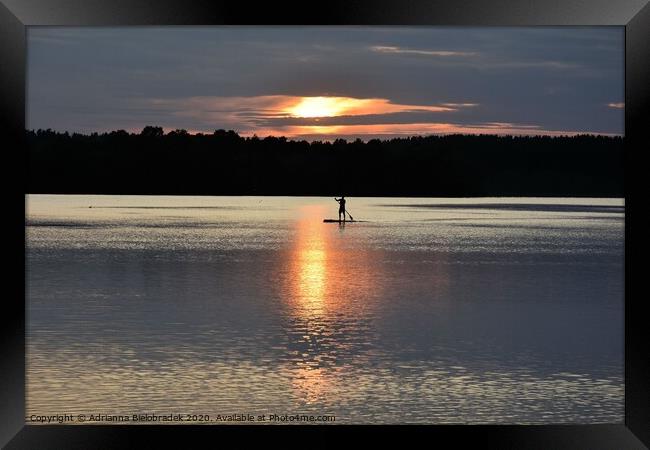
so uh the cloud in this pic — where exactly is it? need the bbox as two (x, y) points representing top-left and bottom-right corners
(369, 45), (582, 71)
(139, 95), (478, 132)
(370, 45), (477, 57)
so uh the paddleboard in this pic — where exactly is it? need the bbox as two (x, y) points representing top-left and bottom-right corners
(323, 219), (365, 223)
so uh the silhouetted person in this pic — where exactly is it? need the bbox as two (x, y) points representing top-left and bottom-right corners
(334, 196), (346, 222)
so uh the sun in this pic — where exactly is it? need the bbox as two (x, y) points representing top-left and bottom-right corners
(288, 97), (346, 118)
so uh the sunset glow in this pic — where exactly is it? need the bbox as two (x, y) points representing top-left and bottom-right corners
(140, 93), (620, 139)
(288, 97), (348, 118)
(144, 95), (489, 139)
(285, 96), (457, 119)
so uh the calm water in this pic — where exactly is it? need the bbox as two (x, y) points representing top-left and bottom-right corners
(26, 195), (624, 424)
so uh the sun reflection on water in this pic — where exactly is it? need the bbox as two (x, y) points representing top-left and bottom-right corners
(295, 247), (327, 314)
(284, 205), (384, 404)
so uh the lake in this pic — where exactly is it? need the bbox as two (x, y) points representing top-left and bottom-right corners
(26, 195), (625, 424)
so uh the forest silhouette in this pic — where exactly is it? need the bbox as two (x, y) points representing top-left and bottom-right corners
(27, 127), (623, 197)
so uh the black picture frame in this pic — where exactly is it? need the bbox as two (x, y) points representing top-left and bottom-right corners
(1, 0), (648, 448)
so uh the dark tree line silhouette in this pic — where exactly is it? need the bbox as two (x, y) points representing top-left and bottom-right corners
(27, 127), (624, 197)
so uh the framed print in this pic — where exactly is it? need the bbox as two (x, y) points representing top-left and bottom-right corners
(1, 0), (648, 448)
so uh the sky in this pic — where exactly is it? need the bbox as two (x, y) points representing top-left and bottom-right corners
(27, 27), (624, 140)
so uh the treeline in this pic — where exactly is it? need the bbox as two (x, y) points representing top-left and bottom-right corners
(27, 127), (624, 197)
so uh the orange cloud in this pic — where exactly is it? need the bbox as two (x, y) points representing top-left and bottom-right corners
(286, 96), (461, 118)
(142, 95), (476, 131)
(139, 95), (615, 140)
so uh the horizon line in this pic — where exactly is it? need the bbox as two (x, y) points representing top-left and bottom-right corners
(26, 127), (624, 143)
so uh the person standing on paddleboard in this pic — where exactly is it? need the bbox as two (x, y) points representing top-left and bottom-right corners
(334, 196), (347, 222)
